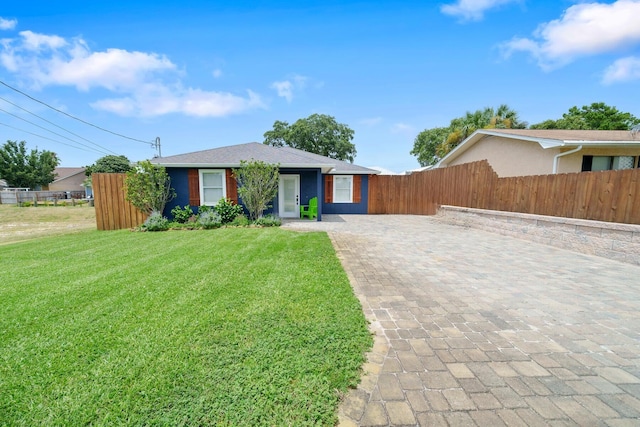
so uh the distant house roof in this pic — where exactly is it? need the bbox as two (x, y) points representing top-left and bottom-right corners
(438, 129), (640, 167)
(151, 142), (378, 175)
(52, 167), (86, 183)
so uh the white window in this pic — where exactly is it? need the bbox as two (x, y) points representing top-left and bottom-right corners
(333, 175), (353, 203)
(199, 169), (226, 206)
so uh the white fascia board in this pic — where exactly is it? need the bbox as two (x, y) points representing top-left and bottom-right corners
(475, 130), (563, 149)
(561, 141), (640, 147)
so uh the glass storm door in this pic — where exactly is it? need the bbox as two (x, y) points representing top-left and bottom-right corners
(278, 175), (300, 218)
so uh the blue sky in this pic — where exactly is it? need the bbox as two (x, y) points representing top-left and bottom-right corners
(0, 0), (639, 172)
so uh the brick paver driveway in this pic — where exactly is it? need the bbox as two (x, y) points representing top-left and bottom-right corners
(284, 215), (640, 426)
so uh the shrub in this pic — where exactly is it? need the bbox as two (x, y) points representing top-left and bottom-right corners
(215, 198), (244, 224)
(197, 205), (212, 215)
(197, 210), (222, 229)
(254, 215), (282, 227)
(233, 160), (279, 221)
(171, 204), (193, 223)
(125, 160), (176, 215)
(142, 211), (169, 231)
(230, 214), (250, 227)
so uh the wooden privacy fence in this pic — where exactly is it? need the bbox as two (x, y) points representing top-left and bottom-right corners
(92, 173), (146, 230)
(369, 160), (640, 225)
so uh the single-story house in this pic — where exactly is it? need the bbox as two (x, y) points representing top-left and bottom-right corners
(437, 129), (640, 177)
(150, 142), (379, 220)
(45, 167), (91, 196)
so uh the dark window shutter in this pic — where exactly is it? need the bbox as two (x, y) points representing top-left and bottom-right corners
(353, 175), (361, 203)
(188, 169), (200, 206)
(324, 175), (333, 203)
(226, 169), (238, 203)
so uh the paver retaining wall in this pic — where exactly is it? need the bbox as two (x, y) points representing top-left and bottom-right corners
(435, 205), (640, 266)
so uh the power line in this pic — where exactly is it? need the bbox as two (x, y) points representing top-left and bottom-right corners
(0, 106), (113, 156)
(0, 95), (118, 155)
(0, 121), (100, 154)
(0, 79), (152, 145)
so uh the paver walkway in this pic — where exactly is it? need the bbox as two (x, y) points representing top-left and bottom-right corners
(283, 215), (640, 426)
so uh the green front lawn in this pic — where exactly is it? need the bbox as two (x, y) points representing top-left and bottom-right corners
(0, 228), (371, 426)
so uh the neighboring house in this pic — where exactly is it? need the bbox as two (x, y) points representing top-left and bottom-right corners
(0, 179), (7, 190)
(45, 167), (89, 195)
(437, 129), (640, 177)
(150, 142), (379, 220)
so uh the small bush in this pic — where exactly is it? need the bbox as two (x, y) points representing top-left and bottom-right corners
(215, 199), (244, 224)
(197, 205), (212, 215)
(254, 215), (282, 227)
(230, 214), (250, 227)
(142, 211), (169, 231)
(171, 204), (193, 223)
(20, 201), (33, 207)
(197, 210), (222, 229)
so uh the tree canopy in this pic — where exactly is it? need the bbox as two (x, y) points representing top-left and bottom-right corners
(85, 155), (132, 175)
(0, 140), (59, 189)
(263, 113), (357, 162)
(410, 105), (526, 166)
(530, 102), (639, 130)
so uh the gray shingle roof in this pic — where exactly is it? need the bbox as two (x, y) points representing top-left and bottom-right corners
(151, 142), (378, 174)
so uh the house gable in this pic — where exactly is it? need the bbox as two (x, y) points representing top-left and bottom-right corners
(438, 129), (640, 177)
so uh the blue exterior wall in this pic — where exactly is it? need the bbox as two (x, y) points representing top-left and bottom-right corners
(322, 174), (369, 215)
(164, 167), (369, 219)
(165, 168), (190, 217)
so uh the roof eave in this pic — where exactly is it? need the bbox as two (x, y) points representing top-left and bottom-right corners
(155, 162), (336, 172)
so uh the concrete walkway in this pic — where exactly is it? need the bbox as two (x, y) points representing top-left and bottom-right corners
(283, 215), (640, 426)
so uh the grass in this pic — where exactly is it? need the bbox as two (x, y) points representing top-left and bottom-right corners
(0, 204), (96, 244)
(0, 228), (372, 426)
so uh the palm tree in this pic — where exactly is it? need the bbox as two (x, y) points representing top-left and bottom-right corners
(441, 104), (525, 157)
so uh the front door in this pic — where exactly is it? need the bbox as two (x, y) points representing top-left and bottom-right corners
(278, 175), (300, 218)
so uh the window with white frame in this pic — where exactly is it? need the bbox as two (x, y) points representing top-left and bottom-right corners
(333, 175), (353, 203)
(199, 169), (226, 205)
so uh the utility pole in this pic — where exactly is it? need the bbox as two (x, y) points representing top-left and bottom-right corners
(152, 137), (162, 157)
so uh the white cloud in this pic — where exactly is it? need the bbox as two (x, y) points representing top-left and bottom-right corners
(0, 29), (264, 117)
(391, 123), (415, 134)
(270, 74), (308, 102)
(441, 0), (520, 21)
(91, 85), (264, 118)
(501, 0), (640, 70)
(0, 17), (17, 30)
(270, 80), (294, 102)
(359, 117), (383, 126)
(602, 56), (640, 84)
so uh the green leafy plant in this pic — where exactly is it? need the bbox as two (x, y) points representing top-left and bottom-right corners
(197, 210), (222, 229)
(230, 214), (250, 227)
(214, 198), (244, 224)
(141, 211), (169, 231)
(233, 160), (279, 221)
(253, 214), (282, 227)
(171, 204), (193, 223)
(197, 205), (212, 215)
(125, 160), (176, 215)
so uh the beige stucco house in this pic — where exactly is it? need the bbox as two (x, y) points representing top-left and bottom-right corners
(44, 167), (89, 194)
(437, 129), (640, 177)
